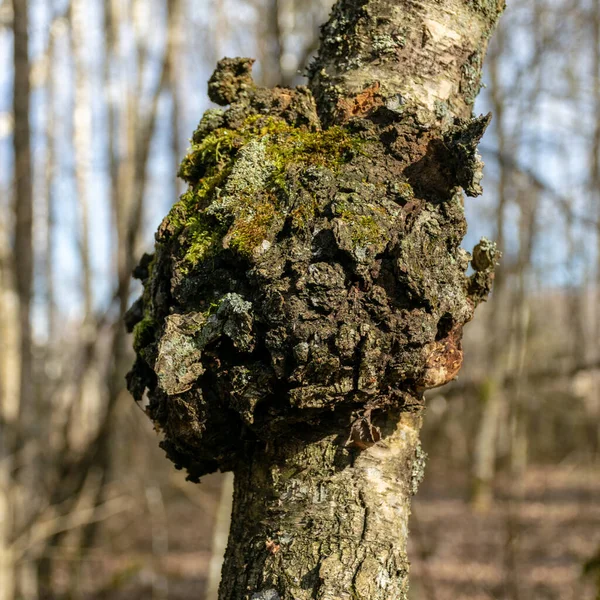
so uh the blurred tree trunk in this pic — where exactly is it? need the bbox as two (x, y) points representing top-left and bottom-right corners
(471, 29), (507, 510)
(72, 0), (93, 324)
(35, 12), (58, 593)
(25, 0), (183, 592)
(592, 0), (600, 457)
(169, 0), (184, 197)
(9, 0), (35, 596)
(255, 0), (283, 87)
(36, 2), (98, 591)
(507, 184), (539, 476)
(43, 16), (57, 351)
(472, 377), (503, 510)
(79, 0), (181, 555)
(0, 217), (19, 600)
(12, 0), (33, 448)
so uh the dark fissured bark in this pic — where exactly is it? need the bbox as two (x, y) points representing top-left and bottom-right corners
(126, 1), (502, 598)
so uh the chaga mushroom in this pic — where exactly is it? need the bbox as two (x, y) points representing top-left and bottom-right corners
(125, 58), (496, 482)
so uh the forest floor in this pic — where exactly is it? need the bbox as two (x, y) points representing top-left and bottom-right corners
(409, 463), (600, 600)
(55, 463), (599, 600)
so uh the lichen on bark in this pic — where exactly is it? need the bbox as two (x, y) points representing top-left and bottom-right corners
(125, 1), (502, 597)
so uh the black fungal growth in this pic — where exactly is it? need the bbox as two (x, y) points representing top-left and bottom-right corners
(125, 58), (497, 481)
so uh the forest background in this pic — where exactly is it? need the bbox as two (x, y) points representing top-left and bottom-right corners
(0, 0), (599, 599)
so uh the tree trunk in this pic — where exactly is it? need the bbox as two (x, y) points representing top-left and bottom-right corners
(71, 0), (94, 323)
(470, 25), (507, 509)
(223, 3), (501, 595)
(0, 216), (18, 600)
(592, 0), (600, 458)
(472, 378), (503, 510)
(205, 473), (234, 600)
(126, 1), (503, 598)
(219, 411), (422, 600)
(309, 0), (505, 126)
(11, 0), (35, 596)
(12, 0), (34, 443)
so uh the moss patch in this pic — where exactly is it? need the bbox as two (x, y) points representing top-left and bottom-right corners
(167, 115), (365, 266)
(133, 315), (157, 354)
(227, 195), (279, 256)
(182, 214), (227, 265)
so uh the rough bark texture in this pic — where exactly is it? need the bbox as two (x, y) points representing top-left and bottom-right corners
(219, 410), (423, 600)
(126, 1), (502, 598)
(309, 0), (505, 127)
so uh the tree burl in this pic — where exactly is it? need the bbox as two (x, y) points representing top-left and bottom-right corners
(125, 56), (496, 481)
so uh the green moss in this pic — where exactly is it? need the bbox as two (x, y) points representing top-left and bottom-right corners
(191, 108), (225, 144)
(167, 168), (232, 233)
(168, 115), (365, 266)
(133, 316), (157, 353)
(290, 195), (318, 230)
(178, 129), (240, 183)
(179, 115), (360, 188)
(228, 195), (279, 256)
(183, 214), (227, 265)
(351, 215), (382, 247)
(205, 300), (221, 316)
(333, 197), (386, 249)
(263, 121), (364, 172)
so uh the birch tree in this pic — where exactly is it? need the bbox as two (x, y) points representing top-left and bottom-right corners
(126, 1), (504, 598)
